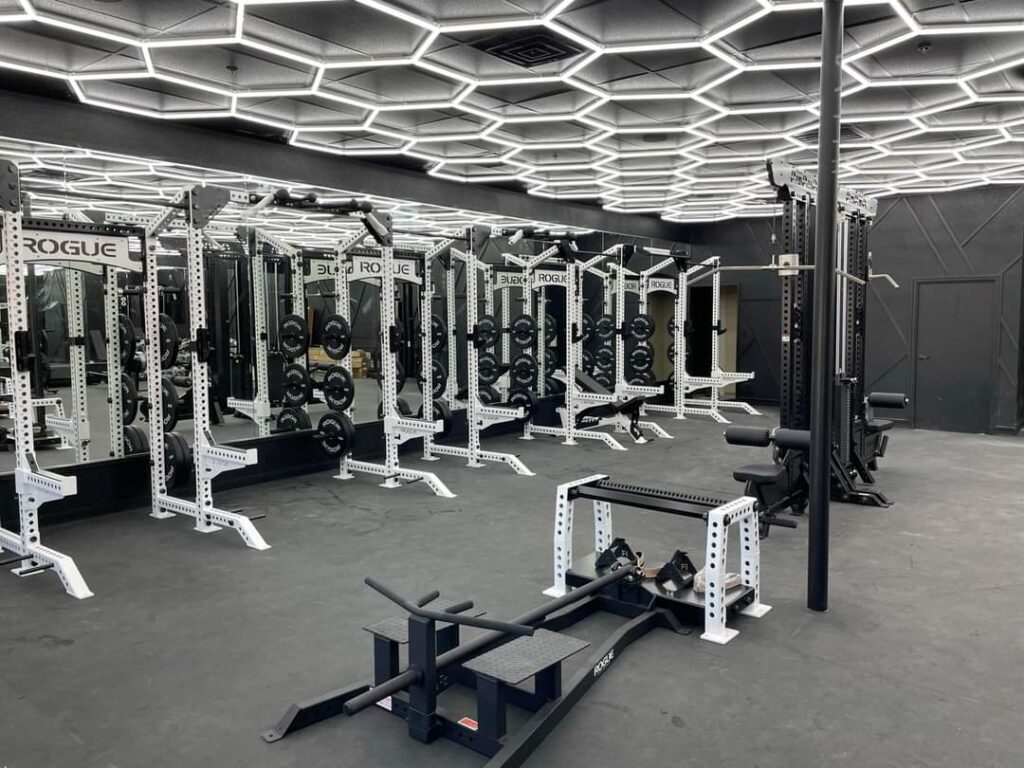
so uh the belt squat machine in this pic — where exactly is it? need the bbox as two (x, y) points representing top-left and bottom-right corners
(145, 187), (269, 549)
(422, 227), (533, 476)
(0, 159), (91, 598)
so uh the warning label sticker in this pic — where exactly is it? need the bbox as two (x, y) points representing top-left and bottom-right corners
(457, 716), (479, 731)
(376, 696), (393, 712)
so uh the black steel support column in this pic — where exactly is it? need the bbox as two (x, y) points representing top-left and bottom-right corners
(808, 0), (845, 612)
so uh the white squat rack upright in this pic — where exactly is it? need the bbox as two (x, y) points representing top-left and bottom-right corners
(643, 252), (759, 424)
(423, 226), (532, 475)
(335, 209), (455, 498)
(144, 187), (269, 550)
(0, 159), (91, 598)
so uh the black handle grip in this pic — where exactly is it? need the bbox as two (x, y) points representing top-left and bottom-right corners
(415, 590), (440, 607)
(364, 578), (533, 636)
(443, 599), (474, 615)
(724, 426), (771, 446)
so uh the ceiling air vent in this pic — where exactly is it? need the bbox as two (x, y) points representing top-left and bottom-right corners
(473, 30), (583, 68)
(793, 125), (867, 145)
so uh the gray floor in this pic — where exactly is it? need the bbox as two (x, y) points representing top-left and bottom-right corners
(2, 411), (1022, 768)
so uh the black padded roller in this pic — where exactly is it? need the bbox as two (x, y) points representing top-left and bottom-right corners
(724, 426), (771, 447)
(867, 392), (908, 409)
(773, 428), (811, 450)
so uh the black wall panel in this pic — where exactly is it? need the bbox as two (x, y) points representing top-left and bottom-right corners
(687, 187), (1024, 431)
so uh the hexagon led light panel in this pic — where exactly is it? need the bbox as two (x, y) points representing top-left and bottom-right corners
(2, 0), (1024, 222)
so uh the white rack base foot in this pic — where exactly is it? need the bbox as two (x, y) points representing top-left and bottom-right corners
(0, 534), (93, 600)
(154, 494), (271, 551)
(338, 459), (456, 498)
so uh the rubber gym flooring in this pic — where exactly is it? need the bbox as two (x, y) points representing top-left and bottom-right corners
(2, 410), (1022, 768)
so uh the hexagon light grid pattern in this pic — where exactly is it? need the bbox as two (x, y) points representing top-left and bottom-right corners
(0, 136), (592, 247)
(3, 0), (1024, 222)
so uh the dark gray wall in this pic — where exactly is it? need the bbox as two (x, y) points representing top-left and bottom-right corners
(689, 186), (1024, 431)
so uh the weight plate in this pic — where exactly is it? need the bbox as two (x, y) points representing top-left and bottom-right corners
(667, 341), (676, 363)
(510, 352), (539, 389)
(377, 396), (413, 420)
(509, 314), (538, 348)
(545, 348), (557, 377)
(506, 387), (538, 424)
(475, 315), (499, 349)
(629, 370), (656, 387)
(667, 318), (676, 335)
(322, 365), (355, 412)
(161, 378), (179, 432)
(164, 431), (192, 489)
(431, 314), (448, 352)
(581, 314), (594, 344)
(595, 346), (614, 372)
(158, 313), (179, 369)
(279, 313), (309, 359)
(629, 313), (655, 342)
(283, 363), (310, 407)
(545, 313), (557, 344)
(479, 385), (501, 405)
(595, 314), (616, 341)
(123, 424), (149, 455)
(544, 376), (566, 395)
(276, 406), (312, 432)
(317, 411), (356, 458)
(581, 349), (595, 375)
(118, 314), (136, 366)
(395, 359), (406, 393)
(478, 351), (502, 386)
(121, 373), (139, 425)
(321, 314), (352, 361)
(428, 358), (448, 399)
(593, 370), (614, 389)
(629, 344), (654, 373)
(418, 399), (453, 439)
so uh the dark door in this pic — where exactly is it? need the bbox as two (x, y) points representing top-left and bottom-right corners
(913, 279), (995, 432)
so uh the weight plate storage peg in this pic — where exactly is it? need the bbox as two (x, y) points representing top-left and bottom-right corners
(418, 400), (454, 438)
(431, 314), (447, 352)
(118, 314), (136, 366)
(283, 363), (311, 407)
(323, 365), (356, 412)
(595, 346), (614, 372)
(475, 315), (499, 349)
(595, 314), (616, 341)
(509, 314), (538, 347)
(510, 353), (539, 388)
(158, 313), (179, 369)
(507, 387), (538, 424)
(121, 373), (139, 425)
(317, 411), (356, 457)
(629, 313), (655, 342)
(279, 314), (309, 359)
(164, 431), (192, 489)
(478, 352), (502, 386)
(276, 407), (312, 432)
(629, 344), (654, 373)
(161, 377), (180, 432)
(321, 314), (352, 360)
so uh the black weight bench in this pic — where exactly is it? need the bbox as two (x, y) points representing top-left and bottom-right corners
(866, 418), (893, 433)
(733, 463), (785, 485)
